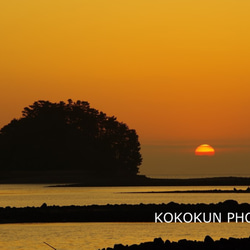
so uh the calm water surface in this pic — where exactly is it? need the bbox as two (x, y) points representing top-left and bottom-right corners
(0, 184), (250, 207)
(1, 184), (250, 249)
(0, 222), (250, 250)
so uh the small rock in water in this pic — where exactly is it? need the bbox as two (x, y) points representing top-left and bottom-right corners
(41, 203), (47, 208)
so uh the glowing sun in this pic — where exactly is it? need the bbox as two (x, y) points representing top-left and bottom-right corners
(195, 144), (215, 156)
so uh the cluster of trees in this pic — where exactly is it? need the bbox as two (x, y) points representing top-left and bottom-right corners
(0, 100), (142, 177)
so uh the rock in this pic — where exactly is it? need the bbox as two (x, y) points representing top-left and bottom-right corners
(114, 243), (125, 249)
(41, 203), (47, 208)
(204, 235), (214, 244)
(223, 200), (238, 207)
(164, 239), (171, 246)
(153, 237), (164, 245)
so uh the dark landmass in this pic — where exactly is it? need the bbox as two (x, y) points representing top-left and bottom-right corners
(100, 236), (250, 250)
(52, 175), (250, 187)
(0, 100), (142, 178)
(121, 187), (250, 194)
(0, 200), (249, 224)
(1, 101), (250, 187)
(2, 172), (250, 187)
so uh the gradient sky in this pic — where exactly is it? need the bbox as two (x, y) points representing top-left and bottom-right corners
(1, 1), (250, 177)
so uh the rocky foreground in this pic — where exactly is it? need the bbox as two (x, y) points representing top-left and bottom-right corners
(100, 236), (250, 250)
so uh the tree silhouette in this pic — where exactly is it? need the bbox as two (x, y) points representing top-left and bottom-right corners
(0, 100), (142, 177)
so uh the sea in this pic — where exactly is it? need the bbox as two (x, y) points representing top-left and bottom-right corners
(1, 182), (250, 250)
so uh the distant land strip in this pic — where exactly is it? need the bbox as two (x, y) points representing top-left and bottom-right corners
(2, 172), (250, 186)
(0, 200), (249, 224)
(51, 176), (250, 187)
(120, 187), (250, 194)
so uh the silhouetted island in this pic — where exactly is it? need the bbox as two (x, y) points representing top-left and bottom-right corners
(0, 99), (142, 183)
(1, 100), (250, 186)
(100, 236), (250, 250)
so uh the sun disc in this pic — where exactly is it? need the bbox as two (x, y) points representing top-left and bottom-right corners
(195, 144), (215, 156)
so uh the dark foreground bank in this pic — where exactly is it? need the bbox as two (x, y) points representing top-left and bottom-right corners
(0, 200), (249, 223)
(100, 236), (250, 250)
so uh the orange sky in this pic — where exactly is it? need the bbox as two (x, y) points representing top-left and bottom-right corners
(1, 1), (250, 176)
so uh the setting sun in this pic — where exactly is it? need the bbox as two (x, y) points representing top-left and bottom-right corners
(195, 144), (215, 156)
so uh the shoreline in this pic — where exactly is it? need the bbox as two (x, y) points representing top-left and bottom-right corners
(52, 176), (250, 187)
(2, 173), (250, 186)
